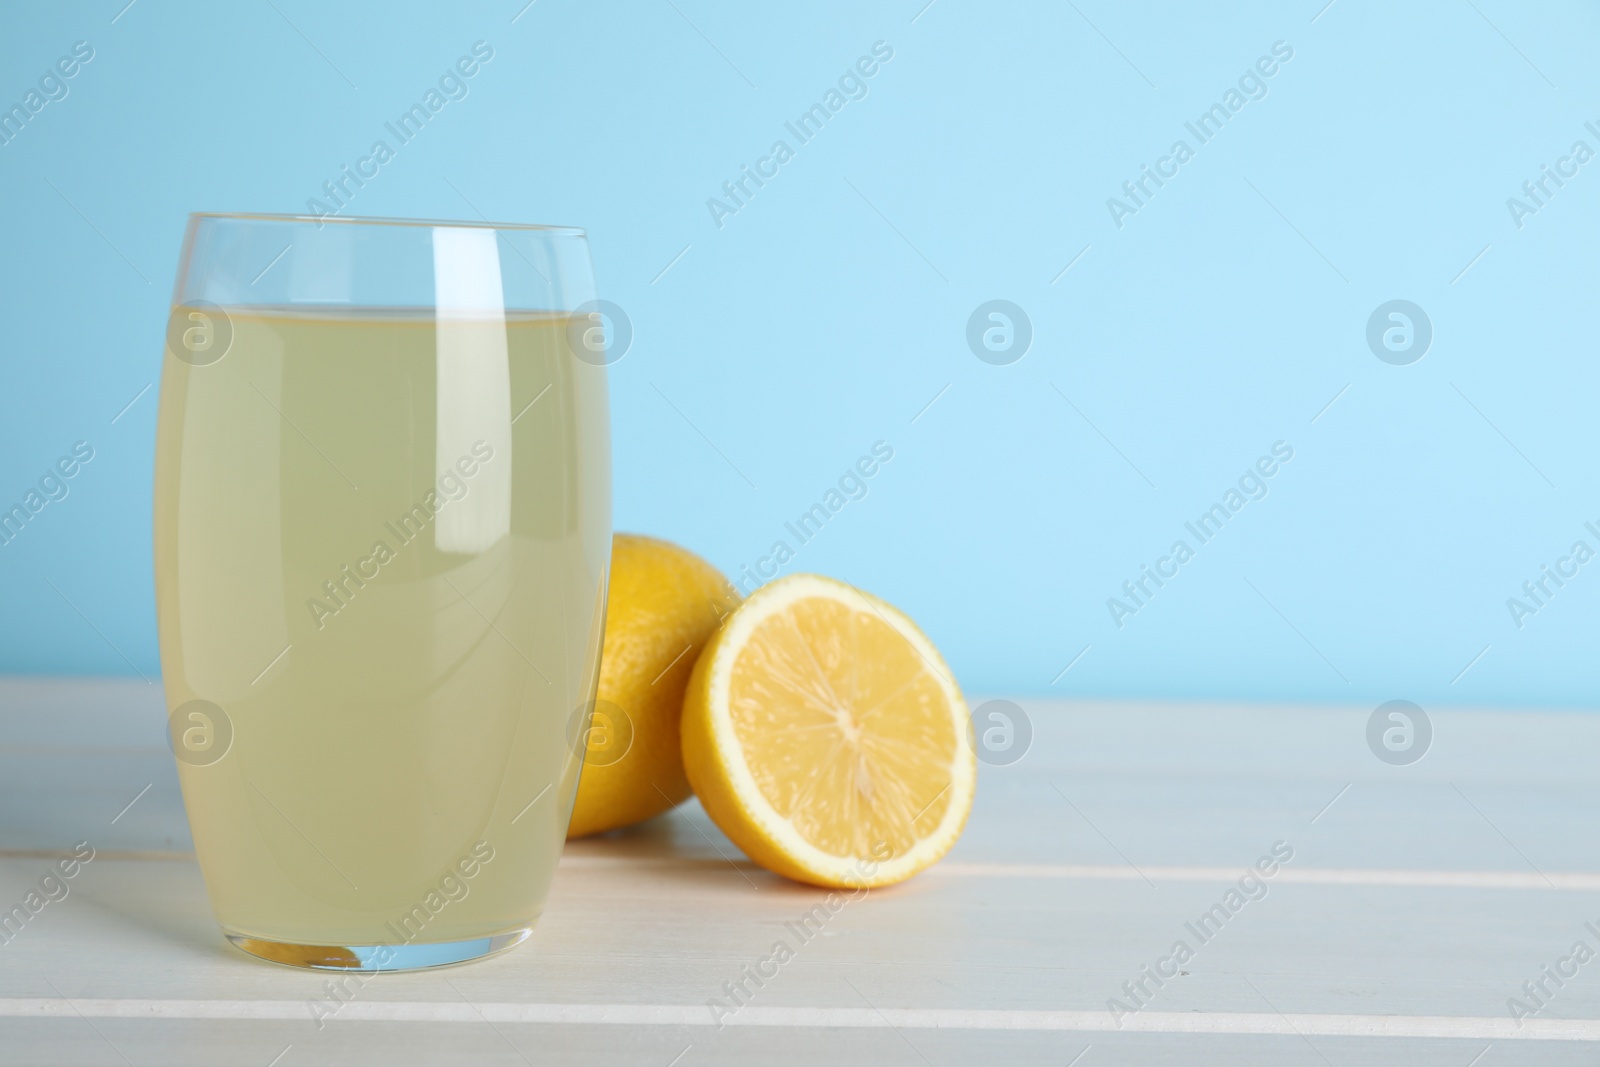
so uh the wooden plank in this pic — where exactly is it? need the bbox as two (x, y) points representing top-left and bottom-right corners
(0, 678), (1596, 1065)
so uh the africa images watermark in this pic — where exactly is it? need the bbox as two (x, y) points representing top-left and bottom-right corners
(731, 440), (895, 597)
(0, 440), (96, 548)
(1504, 520), (1600, 630)
(705, 843), (893, 1029)
(1106, 40), (1294, 229)
(1108, 840), (1295, 1027)
(707, 41), (895, 229)
(1106, 441), (1295, 628)
(305, 441), (496, 630)
(1366, 700), (1431, 766)
(0, 40), (94, 148)
(0, 842), (95, 948)
(305, 41), (495, 223)
(967, 698), (1033, 767)
(1507, 922), (1600, 1028)
(307, 839), (496, 1028)
(1505, 119), (1600, 230)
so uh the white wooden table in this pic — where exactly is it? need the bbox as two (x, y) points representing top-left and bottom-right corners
(1, 677), (1597, 1065)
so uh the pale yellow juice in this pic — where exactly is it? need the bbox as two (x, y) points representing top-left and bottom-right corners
(154, 307), (609, 948)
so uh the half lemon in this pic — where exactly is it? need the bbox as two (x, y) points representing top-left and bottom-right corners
(681, 574), (975, 888)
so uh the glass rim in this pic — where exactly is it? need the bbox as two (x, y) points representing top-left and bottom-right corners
(187, 211), (587, 237)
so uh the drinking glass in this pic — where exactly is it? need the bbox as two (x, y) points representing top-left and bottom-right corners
(154, 213), (611, 970)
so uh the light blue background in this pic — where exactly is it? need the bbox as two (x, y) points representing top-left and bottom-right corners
(1, 1), (1596, 710)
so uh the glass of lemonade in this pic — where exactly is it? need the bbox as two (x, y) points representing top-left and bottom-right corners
(154, 213), (612, 970)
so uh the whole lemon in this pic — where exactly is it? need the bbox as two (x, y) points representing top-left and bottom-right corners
(567, 533), (738, 838)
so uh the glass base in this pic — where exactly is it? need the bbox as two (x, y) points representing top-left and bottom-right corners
(224, 926), (534, 972)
